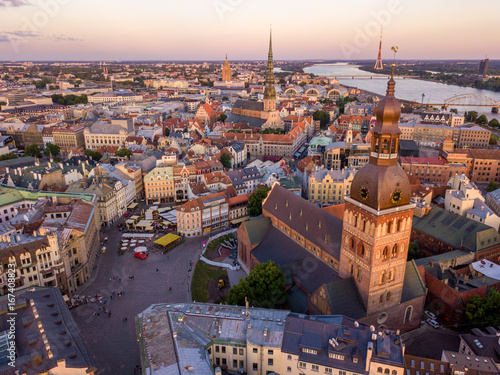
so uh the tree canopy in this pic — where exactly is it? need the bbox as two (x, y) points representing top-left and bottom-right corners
(465, 289), (500, 328)
(25, 144), (42, 158)
(51, 94), (88, 106)
(219, 152), (232, 169)
(407, 242), (420, 261)
(226, 261), (286, 309)
(85, 149), (103, 161)
(247, 186), (270, 217)
(115, 148), (132, 159)
(43, 143), (60, 158)
(313, 110), (330, 129)
(476, 114), (488, 125)
(217, 113), (227, 122)
(487, 181), (499, 192)
(0, 153), (18, 161)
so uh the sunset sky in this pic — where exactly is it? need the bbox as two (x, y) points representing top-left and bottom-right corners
(0, 0), (498, 61)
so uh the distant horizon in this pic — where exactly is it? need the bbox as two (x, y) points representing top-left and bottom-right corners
(1, 59), (497, 64)
(0, 0), (498, 61)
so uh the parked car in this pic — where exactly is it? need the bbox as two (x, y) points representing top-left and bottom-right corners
(124, 212), (130, 217)
(424, 310), (437, 320)
(134, 252), (148, 260)
(426, 319), (439, 328)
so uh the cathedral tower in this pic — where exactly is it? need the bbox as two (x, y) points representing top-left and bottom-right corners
(263, 30), (277, 112)
(339, 66), (414, 316)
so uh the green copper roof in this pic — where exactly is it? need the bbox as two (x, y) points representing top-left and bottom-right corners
(0, 185), (95, 207)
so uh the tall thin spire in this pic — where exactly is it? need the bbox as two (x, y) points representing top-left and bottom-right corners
(374, 26), (383, 70)
(264, 28), (276, 100)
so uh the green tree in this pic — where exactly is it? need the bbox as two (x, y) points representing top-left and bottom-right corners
(465, 289), (500, 328)
(85, 149), (103, 161)
(313, 110), (330, 129)
(115, 148), (132, 159)
(219, 152), (232, 169)
(247, 186), (270, 217)
(407, 242), (420, 261)
(0, 153), (18, 161)
(226, 261), (286, 309)
(465, 111), (478, 123)
(487, 181), (499, 192)
(217, 113), (227, 122)
(489, 118), (499, 128)
(222, 96), (229, 101)
(476, 114), (488, 125)
(490, 135), (499, 146)
(25, 144), (42, 158)
(43, 143), (60, 158)
(164, 127), (170, 136)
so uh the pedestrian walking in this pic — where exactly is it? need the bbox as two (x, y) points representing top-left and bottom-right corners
(156, 269), (159, 273)
(169, 287), (172, 291)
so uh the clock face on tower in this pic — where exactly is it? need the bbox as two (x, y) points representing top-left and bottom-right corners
(391, 189), (402, 204)
(359, 186), (369, 200)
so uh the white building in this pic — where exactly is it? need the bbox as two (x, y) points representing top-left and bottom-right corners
(445, 176), (500, 230)
(88, 90), (143, 104)
(84, 118), (133, 150)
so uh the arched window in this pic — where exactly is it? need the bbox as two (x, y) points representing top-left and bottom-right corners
(396, 219), (402, 232)
(350, 263), (354, 276)
(362, 219), (367, 232)
(392, 244), (398, 258)
(392, 370), (398, 375)
(349, 237), (355, 250)
(404, 305), (413, 323)
(287, 367), (292, 372)
(377, 368), (383, 373)
(380, 270), (387, 284)
(382, 139), (389, 153)
(382, 246), (389, 260)
(354, 215), (358, 228)
(379, 294), (384, 303)
(359, 244), (365, 257)
(356, 266), (361, 281)
(387, 221), (392, 234)
(385, 369), (390, 374)
(386, 291), (392, 301)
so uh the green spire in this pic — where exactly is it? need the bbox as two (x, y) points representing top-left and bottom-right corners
(264, 28), (276, 100)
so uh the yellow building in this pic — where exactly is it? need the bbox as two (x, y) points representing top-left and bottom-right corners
(144, 166), (175, 204)
(308, 168), (356, 205)
(222, 55), (232, 82)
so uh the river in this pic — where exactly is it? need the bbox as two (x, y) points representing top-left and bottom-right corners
(304, 63), (500, 121)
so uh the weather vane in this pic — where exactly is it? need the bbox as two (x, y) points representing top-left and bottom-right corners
(390, 46), (398, 77)
(391, 46), (398, 66)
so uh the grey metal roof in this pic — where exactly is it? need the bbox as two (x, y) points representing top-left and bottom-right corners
(401, 260), (427, 303)
(324, 278), (367, 320)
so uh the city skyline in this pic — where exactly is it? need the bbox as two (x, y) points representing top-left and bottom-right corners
(0, 0), (498, 61)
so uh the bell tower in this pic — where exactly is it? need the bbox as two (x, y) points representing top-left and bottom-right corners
(338, 65), (415, 316)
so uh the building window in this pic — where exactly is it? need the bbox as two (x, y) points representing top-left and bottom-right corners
(378, 368), (383, 373)
(233, 359), (237, 368)
(253, 363), (258, 371)
(325, 369), (333, 374)
(268, 358), (273, 366)
(268, 350), (273, 355)
(233, 348), (237, 355)
(287, 355), (292, 360)
(287, 367), (292, 373)
(215, 346), (220, 353)
(299, 362), (306, 369)
(404, 305), (413, 323)
(312, 364), (319, 372)
(253, 348), (258, 354)
(239, 348), (244, 355)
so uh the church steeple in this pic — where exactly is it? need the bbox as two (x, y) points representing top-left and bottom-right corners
(263, 29), (277, 111)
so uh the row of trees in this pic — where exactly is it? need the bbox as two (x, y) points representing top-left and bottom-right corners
(51, 94), (88, 106)
(465, 111), (499, 128)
